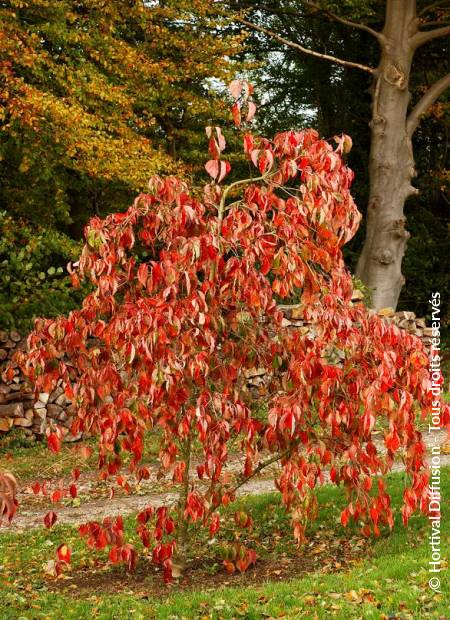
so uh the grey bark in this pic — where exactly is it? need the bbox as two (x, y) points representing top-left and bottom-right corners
(354, 0), (449, 309)
(356, 0), (418, 309)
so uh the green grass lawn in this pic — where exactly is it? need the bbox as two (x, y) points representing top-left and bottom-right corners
(0, 466), (448, 619)
(0, 430), (99, 481)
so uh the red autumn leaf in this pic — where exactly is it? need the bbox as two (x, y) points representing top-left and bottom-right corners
(137, 466), (150, 482)
(259, 149), (274, 174)
(243, 133), (254, 155)
(209, 512), (220, 536)
(205, 159), (219, 180)
(370, 506), (379, 525)
(47, 433), (61, 454)
(223, 559), (235, 574)
(385, 431), (400, 452)
(137, 263), (148, 287)
(121, 544), (137, 571)
(71, 468), (81, 481)
(341, 508), (350, 527)
(137, 507), (153, 524)
(231, 102), (241, 127)
(205, 159), (231, 183)
(51, 489), (63, 503)
(109, 545), (121, 564)
(31, 482), (41, 495)
(57, 544), (71, 563)
(250, 148), (260, 168)
(165, 517), (175, 535)
(44, 511), (58, 529)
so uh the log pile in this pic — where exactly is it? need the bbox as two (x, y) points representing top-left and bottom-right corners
(375, 308), (432, 352)
(280, 300), (432, 353)
(0, 330), (76, 439)
(0, 301), (435, 438)
(246, 298), (434, 392)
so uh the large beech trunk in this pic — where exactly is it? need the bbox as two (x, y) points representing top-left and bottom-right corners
(356, 0), (419, 310)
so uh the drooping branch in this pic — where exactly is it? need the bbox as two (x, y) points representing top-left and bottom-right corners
(407, 72), (450, 137)
(237, 17), (375, 74)
(412, 23), (450, 47)
(303, 0), (384, 42)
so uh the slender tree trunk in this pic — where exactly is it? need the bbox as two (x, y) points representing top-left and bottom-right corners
(174, 432), (192, 572)
(356, 0), (419, 310)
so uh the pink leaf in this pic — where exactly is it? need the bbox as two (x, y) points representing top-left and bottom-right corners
(246, 101), (256, 122)
(250, 149), (260, 168)
(215, 127), (226, 152)
(218, 160), (231, 183)
(205, 160), (219, 179)
(229, 79), (242, 99)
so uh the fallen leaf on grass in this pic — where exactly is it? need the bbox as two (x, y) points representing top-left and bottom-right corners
(440, 442), (450, 454)
(234, 602), (249, 616)
(303, 595), (317, 605)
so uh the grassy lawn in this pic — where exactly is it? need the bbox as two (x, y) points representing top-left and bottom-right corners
(0, 431), (99, 482)
(0, 465), (448, 619)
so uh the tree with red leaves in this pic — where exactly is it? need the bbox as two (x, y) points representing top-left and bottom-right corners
(18, 81), (448, 582)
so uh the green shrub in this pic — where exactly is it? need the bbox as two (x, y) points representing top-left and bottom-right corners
(0, 212), (84, 331)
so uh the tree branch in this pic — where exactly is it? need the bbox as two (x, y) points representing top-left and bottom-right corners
(412, 23), (450, 47)
(407, 73), (450, 137)
(303, 0), (384, 42)
(232, 435), (307, 494)
(419, 20), (450, 27)
(237, 17), (375, 74)
(232, 450), (286, 493)
(418, 1), (450, 16)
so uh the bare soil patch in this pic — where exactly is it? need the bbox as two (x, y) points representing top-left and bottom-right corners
(51, 530), (368, 599)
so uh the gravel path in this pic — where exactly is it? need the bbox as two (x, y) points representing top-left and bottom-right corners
(3, 430), (448, 532)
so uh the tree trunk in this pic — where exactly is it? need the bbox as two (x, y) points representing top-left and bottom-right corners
(174, 432), (192, 573)
(356, 0), (419, 310)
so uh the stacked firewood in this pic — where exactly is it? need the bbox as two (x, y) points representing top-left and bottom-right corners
(280, 299), (432, 354)
(0, 330), (76, 438)
(375, 308), (432, 352)
(246, 298), (434, 393)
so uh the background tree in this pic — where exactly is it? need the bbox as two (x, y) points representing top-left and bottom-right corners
(0, 0), (241, 229)
(0, 0), (242, 329)
(229, 0), (450, 310)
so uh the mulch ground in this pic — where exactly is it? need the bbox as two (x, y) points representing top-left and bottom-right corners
(51, 532), (369, 599)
